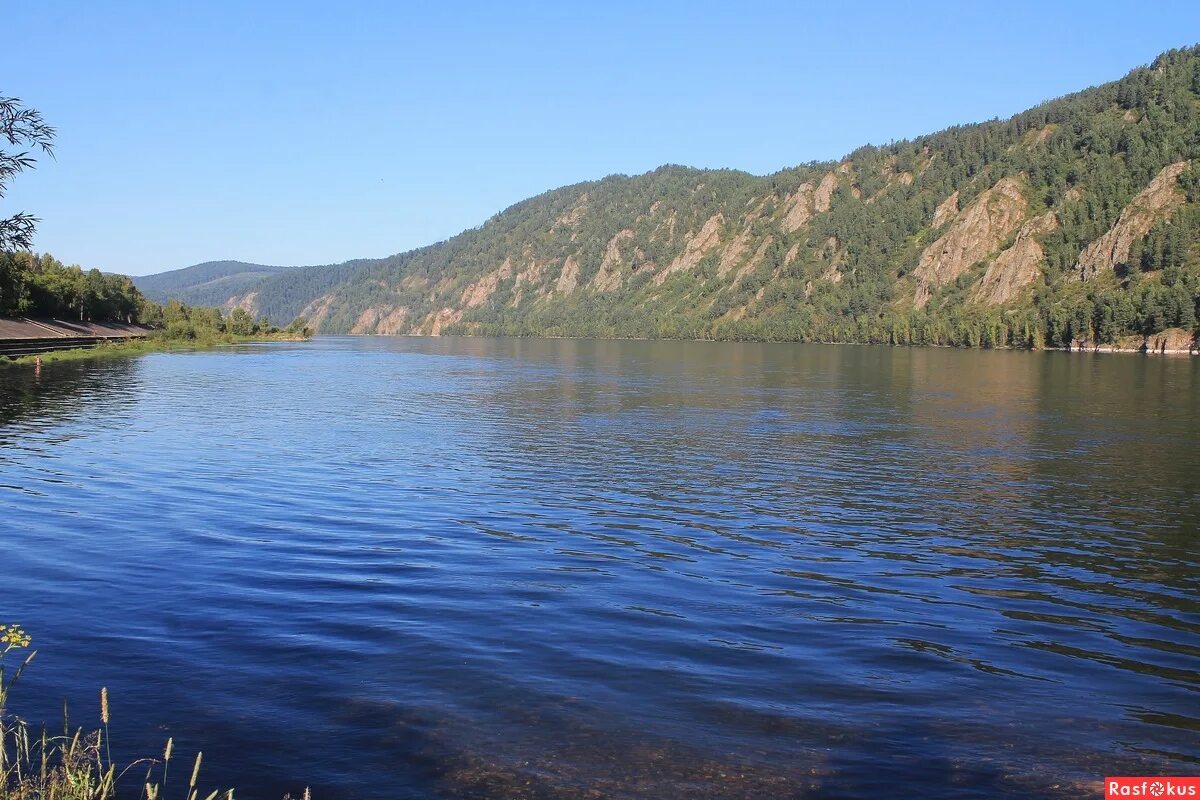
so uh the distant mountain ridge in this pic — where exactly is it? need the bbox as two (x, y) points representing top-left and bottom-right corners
(136, 46), (1200, 349)
(134, 260), (293, 310)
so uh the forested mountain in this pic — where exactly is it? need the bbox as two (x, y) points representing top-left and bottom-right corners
(133, 260), (292, 309)
(144, 46), (1200, 349)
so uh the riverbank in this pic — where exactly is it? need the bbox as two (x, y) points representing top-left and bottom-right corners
(0, 331), (310, 367)
(355, 328), (1200, 356)
(0, 317), (154, 360)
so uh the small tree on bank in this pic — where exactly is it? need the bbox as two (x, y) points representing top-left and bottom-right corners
(0, 94), (54, 314)
(0, 94), (54, 251)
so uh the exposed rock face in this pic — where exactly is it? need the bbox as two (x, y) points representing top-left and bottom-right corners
(593, 230), (634, 291)
(227, 291), (259, 313)
(913, 177), (1026, 308)
(781, 183), (816, 232)
(375, 306), (410, 335)
(1074, 161), (1189, 280)
(556, 255), (580, 294)
(349, 305), (409, 335)
(507, 256), (549, 307)
(971, 211), (1059, 305)
(659, 209), (679, 243)
(655, 214), (723, 284)
(780, 172), (837, 233)
(717, 227), (753, 278)
(1145, 327), (1197, 353)
(298, 293), (336, 330)
(814, 172), (838, 212)
(733, 236), (773, 284)
(428, 307), (463, 336)
(461, 258), (514, 308)
(514, 259), (548, 292)
(351, 307), (381, 334)
(932, 191), (960, 229)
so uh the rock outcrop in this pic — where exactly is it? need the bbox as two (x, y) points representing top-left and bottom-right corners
(654, 214), (723, 285)
(781, 183), (816, 232)
(913, 177), (1026, 308)
(461, 259), (514, 308)
(932, 191), (960, 229)
(1074, 161), (1189, 280)
(971, 211), (1059, 305)
(1145, 328), (1197, 353)
(814, 172), (838, 213)
(297, 294), (336, 331)
(592, 230), (634, 292)
(780, 172), (837, 233)
(556, 255), (581, 294)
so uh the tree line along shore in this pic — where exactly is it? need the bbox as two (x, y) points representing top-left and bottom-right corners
(0, 252), (310, 365)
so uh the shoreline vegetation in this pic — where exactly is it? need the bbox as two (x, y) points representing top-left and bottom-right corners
(0, 252), (311, 367)
(0, 626), (308, 800)
(0, 328), (311, 368)
(8, 330), (1195, 370)
(339, 327), (1199, 355)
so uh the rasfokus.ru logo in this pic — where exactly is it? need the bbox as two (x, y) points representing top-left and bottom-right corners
(1106, 777), (1200, 798)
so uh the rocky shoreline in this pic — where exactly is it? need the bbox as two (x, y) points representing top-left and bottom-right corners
(1064, 327), (1198, 355)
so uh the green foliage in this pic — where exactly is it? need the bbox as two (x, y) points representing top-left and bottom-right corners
(0, 253), (148, 323)
(0, 254), (309, 363)
(156, 297), (283, 341)
(0, 94), (55, 252)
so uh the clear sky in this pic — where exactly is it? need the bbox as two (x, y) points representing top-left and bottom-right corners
(3, 1), (1198, 276)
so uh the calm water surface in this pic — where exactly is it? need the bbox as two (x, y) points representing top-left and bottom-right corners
(0, 337), (1197, 799)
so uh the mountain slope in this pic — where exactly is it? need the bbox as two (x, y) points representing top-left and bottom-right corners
(163, 46), (1200, 349)
(134, 260), (292, 309)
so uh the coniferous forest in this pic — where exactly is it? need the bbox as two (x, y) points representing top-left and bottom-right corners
(136, 46), (1200, 351)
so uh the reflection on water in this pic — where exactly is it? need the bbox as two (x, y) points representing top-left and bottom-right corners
(0, 338), (1197, 799)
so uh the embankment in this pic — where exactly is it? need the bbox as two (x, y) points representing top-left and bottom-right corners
(0, 317), (154, 359)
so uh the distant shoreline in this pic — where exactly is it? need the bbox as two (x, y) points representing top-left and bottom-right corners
(335, 330), (1200, 356)
(0, 332), (309, 367)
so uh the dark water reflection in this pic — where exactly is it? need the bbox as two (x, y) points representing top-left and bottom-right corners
(0, 338), (1197, 799)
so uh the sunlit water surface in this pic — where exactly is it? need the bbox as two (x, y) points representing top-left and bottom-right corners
(0, 337), (1197, 799)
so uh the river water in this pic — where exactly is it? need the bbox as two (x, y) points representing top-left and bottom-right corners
(0, 337), (1196, 799)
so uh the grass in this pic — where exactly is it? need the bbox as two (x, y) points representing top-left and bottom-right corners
(0, 332), (310, 369)
(0, 626), (309, 800)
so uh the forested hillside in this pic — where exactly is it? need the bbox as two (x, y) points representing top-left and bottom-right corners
(153, 46), (1200, 349)
(134, 260), (291, 308)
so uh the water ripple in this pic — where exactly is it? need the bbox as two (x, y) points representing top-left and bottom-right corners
(0, 338), (1197, 799)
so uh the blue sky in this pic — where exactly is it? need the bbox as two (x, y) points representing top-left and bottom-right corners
(3, 1), (1198, 276)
